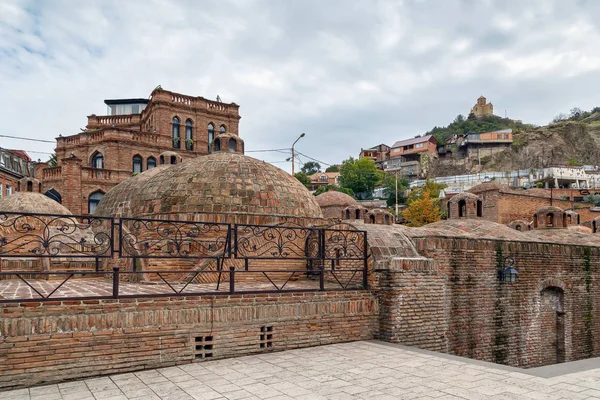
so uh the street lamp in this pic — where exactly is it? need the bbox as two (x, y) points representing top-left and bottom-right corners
(291, 133), (305, 176)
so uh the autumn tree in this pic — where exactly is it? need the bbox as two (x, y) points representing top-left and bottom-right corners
(401, 188), (441, 227)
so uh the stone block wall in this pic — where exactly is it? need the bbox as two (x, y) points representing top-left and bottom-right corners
(0, 291), (378, 390)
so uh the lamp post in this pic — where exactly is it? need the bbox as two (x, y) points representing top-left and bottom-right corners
(499, 256), (519, 283)
(291, 133), (305, 176)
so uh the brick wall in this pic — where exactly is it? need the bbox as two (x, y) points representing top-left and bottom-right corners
(0, 291), (378, 390)
(411, 236), (600, 368)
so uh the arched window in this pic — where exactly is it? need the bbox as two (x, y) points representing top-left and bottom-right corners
(384, 214), (390, 224)
(91, 152), (104, 169)
(477, 200), (483, 217)
(516, 225), (521, 231)
(172, 117), (180, 148)
(147, 157), (156, 170)
(171, 155), (177, 164)
(208, 123), (215, 152)
(88, 191), (104, 214)
(594, 221), (597, 233)
(229, 138), (236, 152)
(567, 215), (572, 224)
(45, 189), (62, 203)
(160, 155), (165, 165)
(214, 138), (221, 152)
(185, 119), (193, 150)
(27, 181), (33, 192)
(345, 209), (350, 219)
(533, 214), (538, 228)
(369, 214), (375, 224)
(132, 155), (143, 173)
(220, 125), (226, 135)
(355, 209), (360, 219)
(547, 213), (554, 227)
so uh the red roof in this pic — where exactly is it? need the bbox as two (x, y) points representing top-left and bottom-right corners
(7, 150), (31, 161)
(391, 135), (436, 148)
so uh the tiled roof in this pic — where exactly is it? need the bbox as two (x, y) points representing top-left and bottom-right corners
(391, 135), (435, 148)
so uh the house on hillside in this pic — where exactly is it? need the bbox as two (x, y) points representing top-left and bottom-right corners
(308, 171), (340, 191)
(382, 135), (437, 180)
(359, 144), (390, 168)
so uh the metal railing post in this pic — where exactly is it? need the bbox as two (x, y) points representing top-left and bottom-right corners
(319, 229), (325, 291)
(229, 266), (235, 294)
(112, 266), (119, 298)
(362, 231), (369, 289)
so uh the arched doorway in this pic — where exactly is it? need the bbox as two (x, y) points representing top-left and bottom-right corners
(540, 287), (565, 365)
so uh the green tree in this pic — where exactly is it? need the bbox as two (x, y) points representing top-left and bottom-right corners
(407, 179), (446, 203)
(381, 173), (408, 207)
(294, 172), (310, 187)
(401, 188), (441, 227)
(325, 165), (339, 173)
(339, 157), (382, 199)
(301, 161), (321, 175)
(314, 185), (354, 197)
(48, 153), (58, 167)
(584, 194), (600, 206)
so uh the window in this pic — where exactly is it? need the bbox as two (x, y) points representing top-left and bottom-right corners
(185, 119), (193, 150)
(27, 181), (33, 192)
(229, 138), (236, 152)
(172, 117), (181, 148)
(132, 155), (143, 173)
(0, 184), (3, 198)
(320, 175), (328, 182)
(504, 134), (509, 139)
(546, 213), (554, 227)
(214, 138), (221, 152)
(208, 123), (215, 152)
(160, 155), (165, 164)
(497, 134), (502, 139)
(6, 185), (12, 196)
(220, 125), (226, 135)
(91, 152), (104, 169)
(171, 155), (177, 164)
(45, 189), (62, 203)
(415, 143), (424, 148)
(88, 191), (104, 214)
(147, 157), (156, 170)
(13, 159), (19, 172)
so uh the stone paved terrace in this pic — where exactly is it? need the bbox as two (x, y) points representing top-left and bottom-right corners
(3, 341), (600, 400)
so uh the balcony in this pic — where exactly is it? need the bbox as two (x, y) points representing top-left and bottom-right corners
(42, 166), (62, 180)
(149, 90), (239, 116)
(87, 114), (142, 129)
(57, 130), (163, 149)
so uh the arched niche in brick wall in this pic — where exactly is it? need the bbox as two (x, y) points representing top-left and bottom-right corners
(447, 192), (482, 220)
(533, 206), (567, 229)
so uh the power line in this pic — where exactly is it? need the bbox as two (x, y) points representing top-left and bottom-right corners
(295, 151), (331, 167)
(0, 134), (55, 144)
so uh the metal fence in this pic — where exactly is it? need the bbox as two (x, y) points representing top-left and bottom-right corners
(0, 212), (369, 302)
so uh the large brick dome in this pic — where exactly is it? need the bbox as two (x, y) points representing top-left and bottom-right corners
(95, 152), (324, 225)
(0, 192), (72, 215)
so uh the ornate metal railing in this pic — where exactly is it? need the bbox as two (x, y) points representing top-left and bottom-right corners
(0, 212), (113, 258)
(0, 213), (369, 302)
(119, 218), (231, 259)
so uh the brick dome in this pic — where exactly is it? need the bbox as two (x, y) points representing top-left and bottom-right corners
(0, 192), (72, 215)
(315, 191), (357, 208)
(96, 152), (324, 225)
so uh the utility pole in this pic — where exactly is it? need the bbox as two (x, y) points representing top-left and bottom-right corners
(395, 170), (399, 216)
(291, 133), (305, 176)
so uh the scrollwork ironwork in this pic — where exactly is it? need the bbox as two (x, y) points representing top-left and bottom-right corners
(119, 218), (230, 258)
(0, 212), (112, 257)
(235, 224), (318, 259)
(323, 229), (366, 260)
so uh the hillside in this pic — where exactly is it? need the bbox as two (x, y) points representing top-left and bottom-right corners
(429, 120), (600, 176)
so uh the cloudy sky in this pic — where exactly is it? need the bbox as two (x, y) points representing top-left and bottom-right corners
(1, 0), (600, 172)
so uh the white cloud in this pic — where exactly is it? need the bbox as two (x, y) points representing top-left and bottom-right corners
(2, 0), (600, 171)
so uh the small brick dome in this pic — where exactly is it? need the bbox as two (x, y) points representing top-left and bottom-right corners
(533, 206), (566, 229)
(564, 210), (580, 226)
(0, 192), (72, 215)
(18, 177), (42, 193)
(364, 209), (394, 225)
(315, 191), (357, 219)
(448, 192), (482, 219)
(159, 151), (182, 165)
(508, 220), (531, 231)
(96, 152), (324, 225)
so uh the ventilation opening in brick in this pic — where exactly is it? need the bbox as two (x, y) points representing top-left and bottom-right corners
(260, 326), (274, 349)
(193, 335), (214, 359)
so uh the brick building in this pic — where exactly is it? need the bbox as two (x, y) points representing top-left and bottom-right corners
(0, 148), (34, 198)
(382, 135), (437, 179)
(359, 143), (390, 167)
(36, 87), (242, 215)
(307, 171), (340, 191)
